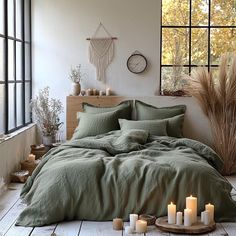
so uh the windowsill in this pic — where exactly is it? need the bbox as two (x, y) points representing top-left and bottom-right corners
(0, 123), (36, 145)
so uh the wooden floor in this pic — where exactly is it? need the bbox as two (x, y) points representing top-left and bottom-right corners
(0, 177), (235, 236)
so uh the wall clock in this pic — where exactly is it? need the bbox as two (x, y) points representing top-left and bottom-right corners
(127, 51), (148, 74)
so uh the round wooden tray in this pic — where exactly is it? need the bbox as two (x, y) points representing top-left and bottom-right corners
(155, 217), (216, 234)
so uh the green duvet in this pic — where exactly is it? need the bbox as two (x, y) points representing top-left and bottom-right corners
(16, 130), (236, 226)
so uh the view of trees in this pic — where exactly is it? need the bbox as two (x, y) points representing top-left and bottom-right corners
(161, 0), (236, 92)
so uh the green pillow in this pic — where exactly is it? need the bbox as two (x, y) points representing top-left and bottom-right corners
(164, 114), (185, 138)
(82, 100), (132, 120)
(119, 119), (168, 136)
(72, 110), (120, 139)
(135, 100), (186, 120)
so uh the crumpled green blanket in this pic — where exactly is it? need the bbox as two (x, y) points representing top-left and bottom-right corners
(16, 129), (236, 226)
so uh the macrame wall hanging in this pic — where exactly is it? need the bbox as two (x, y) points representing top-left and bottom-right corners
(87, 23), (117, 82)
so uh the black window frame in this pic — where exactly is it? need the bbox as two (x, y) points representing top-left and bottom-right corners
(160, 0), (236, 93)
(0, 0), (32, 134)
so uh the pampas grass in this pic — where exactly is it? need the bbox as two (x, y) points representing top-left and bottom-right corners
(187, 54), (236, 175)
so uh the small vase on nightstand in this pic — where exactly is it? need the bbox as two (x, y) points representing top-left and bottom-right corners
(42, 135), (55, 146)
(71, 82), (81, 96)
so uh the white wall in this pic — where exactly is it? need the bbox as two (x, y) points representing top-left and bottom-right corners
(0, 125), (36, 183)
(32, 0), (212, 144)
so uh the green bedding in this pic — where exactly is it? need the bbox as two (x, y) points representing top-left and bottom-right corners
(16, 130), (236, 226)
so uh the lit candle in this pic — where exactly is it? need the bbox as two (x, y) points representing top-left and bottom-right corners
(184, 208), (192, 227)
(203, 210), (210, 225)
(205, 203), (214, 223)
(186, 195), (197, 223)
(168, 202), (176, 224)
(124, 226), (134, 234)
(129, 214), (138, 230)
(176, 211), (183, 225)
(28, 154), (36, 162)
(106, 88), (111, 96)
(99, 90), (103, 96)
(135, 220), (147, 233)
(112, 218), (123, 230)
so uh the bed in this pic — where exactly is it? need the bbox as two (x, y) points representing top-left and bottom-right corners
(16, 96), (236, 226)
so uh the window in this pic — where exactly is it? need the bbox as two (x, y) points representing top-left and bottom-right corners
(0, 0), (32, 134)
(160, 0), (236, 93)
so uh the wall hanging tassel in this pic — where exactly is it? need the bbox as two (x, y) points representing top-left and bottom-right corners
(87, 23), (117, 82)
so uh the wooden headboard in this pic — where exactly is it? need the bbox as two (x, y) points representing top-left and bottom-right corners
(66, 96), (127, 139)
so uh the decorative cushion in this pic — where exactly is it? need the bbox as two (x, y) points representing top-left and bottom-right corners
(82, 100), (132, 120)
(135, 100), (186, 137)
(135, 100), (186, 120)
(119, 119), (168, 136)
(72, 110), (120, 139)
(164, 114), (185, 138)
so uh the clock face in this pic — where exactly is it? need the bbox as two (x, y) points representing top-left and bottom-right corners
(127, 54), (147, 74)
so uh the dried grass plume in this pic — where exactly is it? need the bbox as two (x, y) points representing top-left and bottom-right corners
(187, 54), (236, 175)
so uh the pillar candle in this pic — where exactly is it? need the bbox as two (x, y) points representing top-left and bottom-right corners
(113, 218), (123, 230)
(201, 211), (205, 222)
(135, 220), (147, 233)
(106, 88), (111, 96)
(129, 214), (138, 230)
(186, 195), (197, 223)
(184, 208), (192, 227)
(176, 211), (183, 225)
(86, 89), (92, 96)
(28, 154), (36, 162)
(124, 226), (134, 234)
(205, 203), (214, 223)
(168, 202), (176, 224)
(92, 89), (97, 96)
(203, 210), (210, 225)
(99, 90), (103, 96)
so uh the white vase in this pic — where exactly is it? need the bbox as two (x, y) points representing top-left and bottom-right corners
(71, 82), (81, 96)
(42, 135), (55, 146)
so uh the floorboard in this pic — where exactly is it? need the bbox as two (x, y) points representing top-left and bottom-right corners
(0, 184), (22, 220)
(79, 221), (122, 236)
(220, 222), (236, 236)
(0, 199), (27, 235)
(54, 220), (82, 236)
(30, 224), (56, 236)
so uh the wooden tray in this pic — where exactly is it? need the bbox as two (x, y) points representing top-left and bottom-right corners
(156, 217), (216, 234)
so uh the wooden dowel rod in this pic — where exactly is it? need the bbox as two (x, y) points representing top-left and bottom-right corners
(86, 37), (118, 40)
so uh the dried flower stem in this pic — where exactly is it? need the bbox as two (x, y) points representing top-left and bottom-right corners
(187, 54), (236, 175)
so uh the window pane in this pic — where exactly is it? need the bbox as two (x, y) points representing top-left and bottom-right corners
(162, 28), (189, 65)
(0, 84), (5, 134)
(8, 83), (15, 130)
(24, 0), (30, 41)
(0, 0), (4, 34)
(25, 82), (31, 123)
(211, 0), (236, 26)
(191, 28), (208, 65)
(16, 82), (23, 126)
(211, 28), (236, 65)
(7, 0), (14, 37)
(16, 42), (22, 80)
(0, 38), (4, 81)
(191, 0), (209, 26)
(8, 39), (14, 81)
(162, 0), (190, 26)
(16, 0), (22, 39)
(161, 66), (189, 91)
(25, 43), (30, 79)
